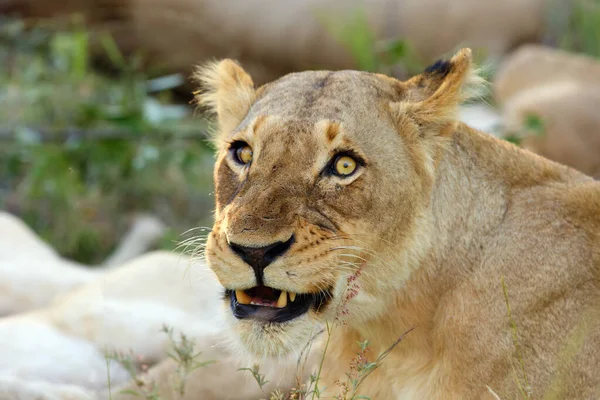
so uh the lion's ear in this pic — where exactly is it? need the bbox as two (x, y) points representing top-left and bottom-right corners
(391, 48), (483, 134)
(193, 59), (256, 136)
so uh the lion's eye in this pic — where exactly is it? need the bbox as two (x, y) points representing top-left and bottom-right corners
(233, 143), (253, 165)
(333, 155), (357, 177)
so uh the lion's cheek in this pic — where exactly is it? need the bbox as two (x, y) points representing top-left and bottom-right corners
(214, 160), (239, 212)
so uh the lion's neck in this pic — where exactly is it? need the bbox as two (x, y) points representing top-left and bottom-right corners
(350, 123), (587, 354)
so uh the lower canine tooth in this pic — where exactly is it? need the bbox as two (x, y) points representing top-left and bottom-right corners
(289, 292), (297, 302)
(276, 291), (288, 308)
(235, 290), (252, 305)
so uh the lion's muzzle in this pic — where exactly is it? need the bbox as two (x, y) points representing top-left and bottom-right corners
(224, 234), (331, 323)
(228, 235), (294, 285)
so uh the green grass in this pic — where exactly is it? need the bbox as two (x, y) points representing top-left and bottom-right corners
(106, 325), (215, 399)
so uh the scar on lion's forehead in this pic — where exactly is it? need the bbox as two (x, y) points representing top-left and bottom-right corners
(315, 120), (341, 143)
(249, 115), (268, 134)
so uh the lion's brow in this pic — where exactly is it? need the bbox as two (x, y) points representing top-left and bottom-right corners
(324, 121), (340, 142)
(250, 115), (268, 134)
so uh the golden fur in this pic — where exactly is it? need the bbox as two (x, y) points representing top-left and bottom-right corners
(195, 48), (600, 399)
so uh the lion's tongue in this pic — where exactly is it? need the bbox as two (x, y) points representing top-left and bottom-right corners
(251, 297), (276, 306)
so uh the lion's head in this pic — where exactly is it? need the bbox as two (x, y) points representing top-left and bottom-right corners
(195, 49), (480, 358)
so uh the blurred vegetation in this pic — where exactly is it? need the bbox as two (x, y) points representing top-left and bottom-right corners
(509, 0), (600, 145)
(0, 16), (214, 264)
(321, 8), (424, 77)
(503, 114), (546, 147)
(547, 0), (600, 58)
(3, 0), (599, 264)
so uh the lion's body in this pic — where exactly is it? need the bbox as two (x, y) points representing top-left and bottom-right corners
(195, 49), (600, 399)
(0, 212), (166, 316)
(318, 125), (600, 399)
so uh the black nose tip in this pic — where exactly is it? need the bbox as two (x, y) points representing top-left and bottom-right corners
(229, 235), (294, 285)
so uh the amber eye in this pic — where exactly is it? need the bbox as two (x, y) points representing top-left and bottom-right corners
(233, 144), (253, 165)
(333, 155), (357, 177)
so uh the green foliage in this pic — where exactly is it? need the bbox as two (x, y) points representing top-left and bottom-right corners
(502, 113), (545, 147)
(319, 7), (423, 77)
(161, 325), (216, 396)
(106, 349), (161, 399)
(553, 0), (600, 58)
(523, 114), (545, 136)
(238, 364), (271, 392)
(0, 16), (214, 263)
(106, 325), (214, 399)
(330, 10), (379, 72)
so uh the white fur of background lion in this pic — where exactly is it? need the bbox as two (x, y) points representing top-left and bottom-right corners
(0, 212), (165, 315)
(0, 213), (304, 399)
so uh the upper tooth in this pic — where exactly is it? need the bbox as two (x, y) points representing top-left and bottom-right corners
(276, 291), (288, 308)
(289, 292), (297, 302)
(235, 290), (252, 305)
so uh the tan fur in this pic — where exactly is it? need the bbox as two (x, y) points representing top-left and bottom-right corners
(494, 44), (600, 104)
(196, 48), (600, 399)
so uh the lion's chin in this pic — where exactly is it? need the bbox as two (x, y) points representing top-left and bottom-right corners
(227, 312), (324, 359)
(219, 285), (331, 358)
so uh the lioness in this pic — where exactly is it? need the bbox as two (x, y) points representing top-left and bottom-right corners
(195, 49), (600, 399)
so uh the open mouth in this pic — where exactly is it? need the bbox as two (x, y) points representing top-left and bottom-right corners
(225, 286), (330, 323)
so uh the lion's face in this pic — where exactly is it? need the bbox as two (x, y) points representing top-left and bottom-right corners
(197, 50), (475, 357)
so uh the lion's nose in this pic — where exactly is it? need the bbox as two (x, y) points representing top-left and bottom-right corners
(229, 235), (294, 285)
